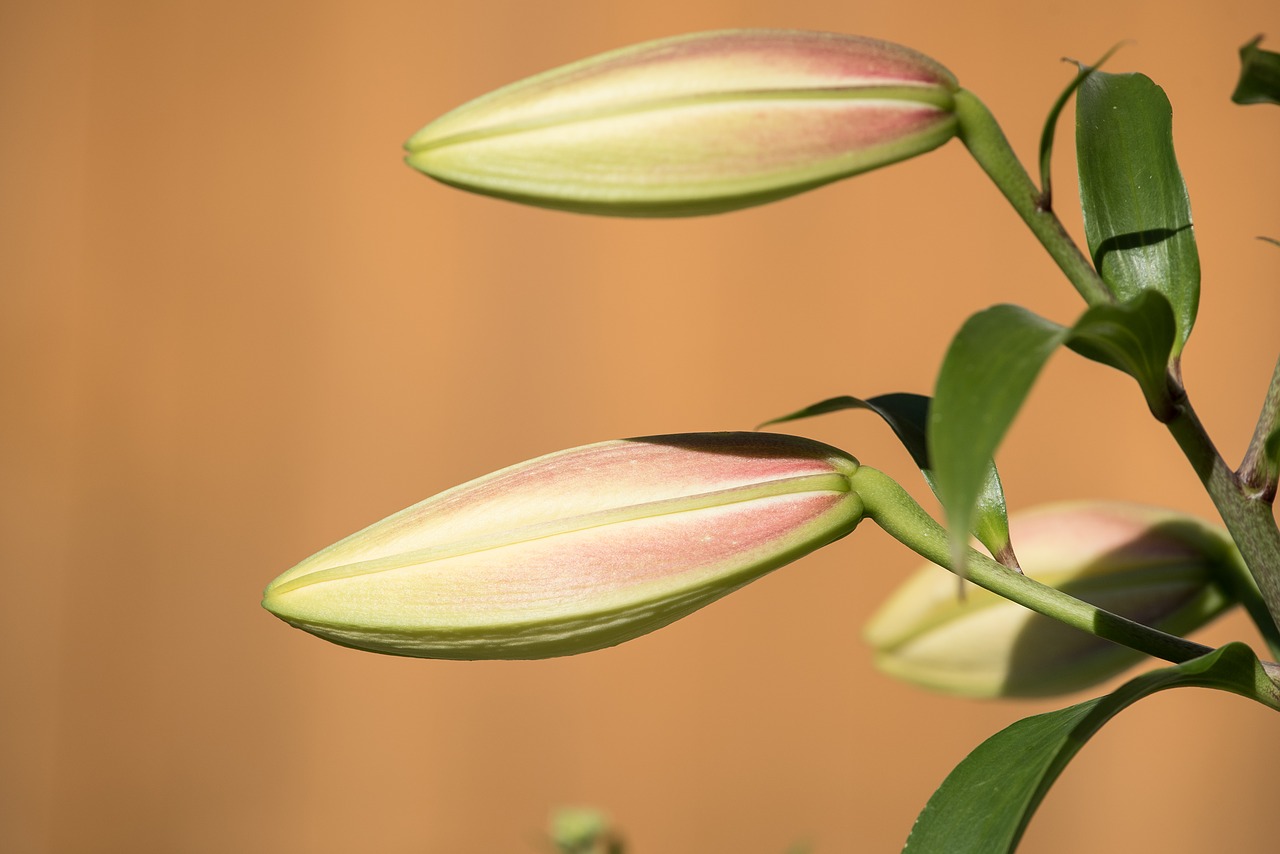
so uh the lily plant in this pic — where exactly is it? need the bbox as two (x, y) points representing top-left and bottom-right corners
(264, 29), (1280, 853)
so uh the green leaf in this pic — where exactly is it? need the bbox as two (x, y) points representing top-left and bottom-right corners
(1077, 69), (1199, 354)
(763, 395), (932, 470)
(762, 394), (1017, 567)
(930, 307), (1068, 575)
(1037, 45), (1122, 206)
(1232, 36), (1280, 105)
(904, 643), (1280, 854)
(930, 298), (1178, 574)
(1065, 290), (1177, 419)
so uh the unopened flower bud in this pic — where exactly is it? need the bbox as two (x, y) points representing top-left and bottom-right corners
(263, 433), (862, 659)
(864, 502), (1237, 698)
(549, 808), (617, 853)
(405, 29), (958, 216)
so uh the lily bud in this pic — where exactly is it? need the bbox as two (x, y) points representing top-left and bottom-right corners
(263, 433), (862, 659)
(404, 29), (958, 216)
(864, 502), (1237, 698)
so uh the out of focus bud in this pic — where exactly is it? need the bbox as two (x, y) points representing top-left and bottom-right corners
(864, 502), (1237, 698)
(263, 433), (862, 659)
(404, 29), (958, 216)
(549, 808), (621, 854)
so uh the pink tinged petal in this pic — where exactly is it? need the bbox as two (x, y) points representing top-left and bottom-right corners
(405, 29), (959, 216)
(263, 433), (863, 659)
(864, 502), (1238, 698)
(419, 102), (955, 213)
(411, 30), (956, 144)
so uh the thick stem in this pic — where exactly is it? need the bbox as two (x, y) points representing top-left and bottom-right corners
(851, 466), (1219, 666)
(1210, 522), (1280, 661)
(1163, 380), (1280, 639)
(953, 89), (1113, 307)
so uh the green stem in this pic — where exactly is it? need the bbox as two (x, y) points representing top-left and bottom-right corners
(1163, 379), (1280, 643)
(952, 88), (1280, 667)
(952, 89), (1113, 307)
(851, 466), (1218, 666)
(1210, 520), (1280, 662)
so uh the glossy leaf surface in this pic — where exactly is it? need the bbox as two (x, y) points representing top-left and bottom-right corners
(930, 298), (1177, 573)
(1077, 70), (1199, 354)
(904, 643), (1280, 853)
(1065, 290), (1177, 418)
(930, 307), (1065, 574)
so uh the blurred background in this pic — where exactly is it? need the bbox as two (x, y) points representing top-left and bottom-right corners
(3, 0), (1278, 851)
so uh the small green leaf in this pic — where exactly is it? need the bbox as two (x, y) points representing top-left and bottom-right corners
(930, 298), (1178, 574)
(763, 395), (932, 470)
(904, 643), (1280, 854)
(1066, 290), (1177, 419)
(1077, 69), (1199, 354)
(1037, 46), (1122, 206)
(1232, 36), (1280, 105)
(763, 394), (1016, 567)
(930, 307), (1068, 575)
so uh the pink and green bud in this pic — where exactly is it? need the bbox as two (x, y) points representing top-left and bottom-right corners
(404, 29), (958, 216)
(262, 433), (862, 659)
(864, 502), (1238, 698)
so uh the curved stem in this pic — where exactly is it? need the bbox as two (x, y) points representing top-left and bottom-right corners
(953, 89), (1113, 307)
(951, 88), (1280, 667)
(851, 466), (1219, 666)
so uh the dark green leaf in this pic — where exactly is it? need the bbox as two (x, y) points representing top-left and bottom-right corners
(762, 394), (1018, 567)
(929, 307), (1068, 575)
(904, 643), (1280, 854)
(1232, 36), (1280, 105)
(1077, 70), (1199, 354)
(1065, 290), (1177, 419)
(762, 395), (930, 469)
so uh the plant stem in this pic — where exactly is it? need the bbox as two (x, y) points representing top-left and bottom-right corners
(1240, 353), (1280, 501)
(953, 89), (1280, 664)
(851, 466), (1219, 666)
(1163, 378), (1280, 638)
(952, 89), (1113, 307)
(1209, 519), (1280, 662)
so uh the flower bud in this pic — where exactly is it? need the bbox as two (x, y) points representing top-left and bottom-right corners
(549, 808), (618, 853)
(404, 29), (958, 216)
(864, 502), (1237, 698)
(263, 433), (862, 659)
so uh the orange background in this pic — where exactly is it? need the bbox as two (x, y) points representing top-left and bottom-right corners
(3, 1), (1279, 852)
